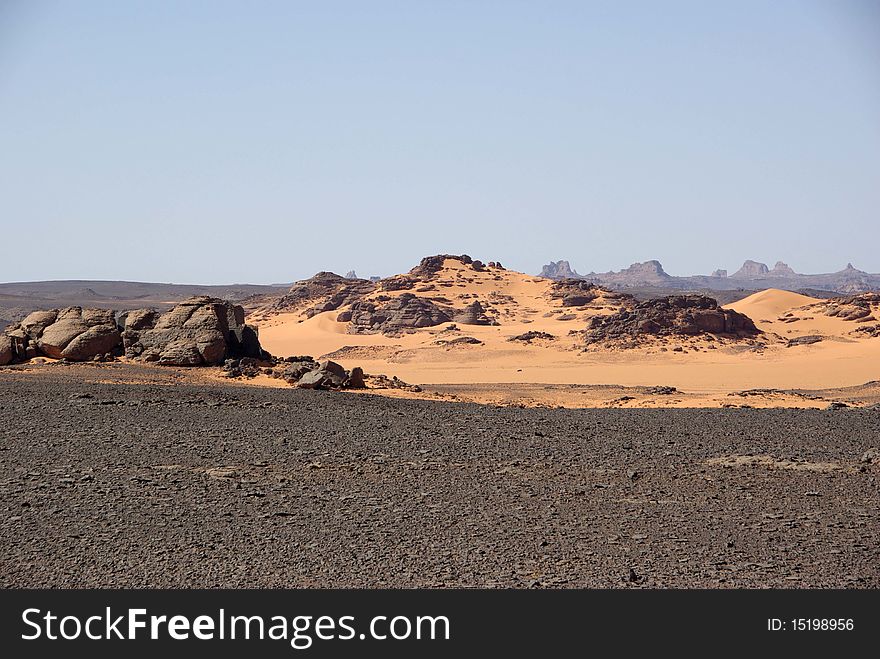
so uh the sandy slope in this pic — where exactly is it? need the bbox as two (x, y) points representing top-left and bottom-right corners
(254, 263), (880, 405)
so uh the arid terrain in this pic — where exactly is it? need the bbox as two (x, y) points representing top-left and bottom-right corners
(1, 363), (877, 588)
(1, 255), (879, 589)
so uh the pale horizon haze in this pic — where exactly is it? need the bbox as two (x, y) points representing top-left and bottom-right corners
(1, 0), (878, 284)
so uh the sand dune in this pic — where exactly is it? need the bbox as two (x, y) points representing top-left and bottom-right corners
(727, 288), (818, 320)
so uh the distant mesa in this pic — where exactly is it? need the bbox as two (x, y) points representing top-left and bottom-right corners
(711, 269), (728, 278)
(540, 259), (670, 285)
(732, 260), (770, 279)
(540, 260), (580, 279)
(344, 270), (358, 279)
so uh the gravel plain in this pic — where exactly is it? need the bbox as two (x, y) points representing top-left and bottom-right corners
(1, 363), (878, 588)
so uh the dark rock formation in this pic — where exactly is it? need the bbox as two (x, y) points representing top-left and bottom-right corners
(344, 270), (358, 279)
(297, 360), (348, 389)
(409, 254), (474, 278)
(275, 359), (367, 390)
(276, 272), (377, 317)
(435, 336), (483, 346)
(583, 295), (759, 342)
(540, 260), (580, 279)
(121, 296), (269, 366)
(341, 294), (452, 334)
(276, 357), (321, 383)
(822, 293), (880, 322)
(509, 331), (556, 343)
(787, 335), (823, 347)
(550, 280), (606, 307)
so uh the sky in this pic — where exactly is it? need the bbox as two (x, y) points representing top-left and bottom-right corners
(0, 0), (878, 284)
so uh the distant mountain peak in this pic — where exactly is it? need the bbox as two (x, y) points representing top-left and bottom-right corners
(769, 261), (796, 276)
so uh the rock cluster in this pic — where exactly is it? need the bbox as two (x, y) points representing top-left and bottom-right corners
(583, 295), (759, 342)
(3, 307), (121, 363)
(339, 294), (452, 334)
(0, 297), (268, 367)
(822, 293), (880, 322)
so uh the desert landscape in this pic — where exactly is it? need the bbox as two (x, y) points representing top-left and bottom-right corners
(1, 254), (878, 588)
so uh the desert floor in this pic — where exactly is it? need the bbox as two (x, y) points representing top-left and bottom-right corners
(1, 364), (877, 588)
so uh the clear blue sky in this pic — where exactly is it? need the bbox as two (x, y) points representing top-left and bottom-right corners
(1, 0), (878, 284)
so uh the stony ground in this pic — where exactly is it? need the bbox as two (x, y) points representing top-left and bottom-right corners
(1, 364), (878, 588)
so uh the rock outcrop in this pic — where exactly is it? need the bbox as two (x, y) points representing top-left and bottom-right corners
(121, 296), (268, 366)
(583, 295), (759, 342)
(339, 293), (452, 334)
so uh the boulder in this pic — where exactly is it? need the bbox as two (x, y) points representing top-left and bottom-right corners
(122, 296), (269, 366)
(296, 360), (348, 390)
(346, 366), (366, 389)
(17, 307), (123, 361)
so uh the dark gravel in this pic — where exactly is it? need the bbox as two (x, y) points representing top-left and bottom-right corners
(1, 367), (878, 588)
